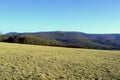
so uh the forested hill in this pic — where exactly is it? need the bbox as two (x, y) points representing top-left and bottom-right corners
(1, 31), (120, 50)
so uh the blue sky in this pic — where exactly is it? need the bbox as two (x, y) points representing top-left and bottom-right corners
(0, 0), (120, 34)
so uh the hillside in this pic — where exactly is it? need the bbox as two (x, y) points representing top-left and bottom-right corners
(1, 31), (120, 50)
(0, 42), (120, 79)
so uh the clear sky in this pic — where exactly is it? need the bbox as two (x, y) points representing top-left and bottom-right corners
(0, 0), (120, 34)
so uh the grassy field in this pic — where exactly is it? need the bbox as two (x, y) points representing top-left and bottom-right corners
(0, 42), (120, 80)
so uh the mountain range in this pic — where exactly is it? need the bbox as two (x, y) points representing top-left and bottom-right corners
(1, 31), (120, 50)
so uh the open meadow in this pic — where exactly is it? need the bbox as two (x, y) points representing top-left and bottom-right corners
(0, 42), (120, 80)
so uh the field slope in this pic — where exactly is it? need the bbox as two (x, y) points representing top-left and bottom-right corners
(0, 42), (120, 80)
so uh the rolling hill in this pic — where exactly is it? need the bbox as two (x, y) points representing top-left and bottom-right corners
(1, 31), (120, 50)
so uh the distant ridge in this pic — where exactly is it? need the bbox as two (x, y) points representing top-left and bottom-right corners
(5, 32), (20, 36)
(1, 31), (120, 50)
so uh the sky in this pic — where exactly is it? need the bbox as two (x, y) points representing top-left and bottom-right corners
(0, 0), (120, 34)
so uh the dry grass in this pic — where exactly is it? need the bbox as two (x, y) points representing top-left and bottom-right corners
(0, 42), (120, 80)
